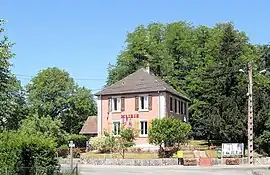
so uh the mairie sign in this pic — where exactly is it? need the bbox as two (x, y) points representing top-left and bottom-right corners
(121, 114), (139, 118)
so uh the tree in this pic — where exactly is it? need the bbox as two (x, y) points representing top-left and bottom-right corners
(118, 127), (136, 159)
(26, 67), (97, 134)
(0, 20), (27, 131)
(148, 117), (192, 158)
(19, 114), (68, 147)
(149, 117), (192, 147)
(106, 21), (270, 148)
(172, 119), (192, 146)
(61, 86), (97, 133)
(104, 131), (116, 154)
(3, 76), (28, 130)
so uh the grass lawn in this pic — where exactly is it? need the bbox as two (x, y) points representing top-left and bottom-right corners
(187, 140), (209, 150)
(80, 140), (262, 159)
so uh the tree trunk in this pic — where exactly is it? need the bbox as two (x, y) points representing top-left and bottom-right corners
(122, 148), (125, 159)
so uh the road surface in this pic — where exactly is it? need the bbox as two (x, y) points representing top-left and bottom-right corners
(62, 165), (270, 175)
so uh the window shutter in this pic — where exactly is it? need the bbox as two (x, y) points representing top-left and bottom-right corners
(121, 97), (125, 111)
(135, 96), (139, 111)
(108, 97), (111, 112)
(148, 95), (152, 110)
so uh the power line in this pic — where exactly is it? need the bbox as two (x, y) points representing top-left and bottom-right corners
(15, 74), (107, 81)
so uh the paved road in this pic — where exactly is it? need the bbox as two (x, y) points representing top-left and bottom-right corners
(67, 165), (270, 175)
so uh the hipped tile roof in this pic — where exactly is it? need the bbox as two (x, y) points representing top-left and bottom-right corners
(79, 116), (97, 134)
(95, 68), (190, 101)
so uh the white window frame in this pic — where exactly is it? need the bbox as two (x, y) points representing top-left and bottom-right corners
(169, 96), (173, 112)
(111, 96), (121, 112)
(112, 120), (121, 136)
(139, 94), (148, 111)
(139, 119), (148, 137)
(176, 99), (180, 114)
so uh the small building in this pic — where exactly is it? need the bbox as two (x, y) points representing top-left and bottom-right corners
(95, 67), (190, 147)
(79, 116), (98, 138)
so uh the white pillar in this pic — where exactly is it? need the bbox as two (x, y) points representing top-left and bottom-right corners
(97, 95), (102, 136)
(160, 92), (166, 119)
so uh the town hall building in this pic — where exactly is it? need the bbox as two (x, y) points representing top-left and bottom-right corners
(95, 67), (190, 147)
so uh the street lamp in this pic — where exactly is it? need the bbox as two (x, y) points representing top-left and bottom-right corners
(239, 63), (266, 165)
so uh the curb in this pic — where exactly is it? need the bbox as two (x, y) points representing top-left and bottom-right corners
(66, 164), (270, 170)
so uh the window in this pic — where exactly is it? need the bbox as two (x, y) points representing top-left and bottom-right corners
(139, 95), (148, 111)
(181, 101), (184, 114)
(177, 100), (180, 114)
(183, 102), (187, 115)
(112, 121), (121, 135)
(169, 97), (173, 111)
(174, 99), (177, 113)
(140, 121), (148, 136)
(112, 97), (121, 112)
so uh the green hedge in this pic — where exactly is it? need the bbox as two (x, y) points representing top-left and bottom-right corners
(0, 131), (58, 175)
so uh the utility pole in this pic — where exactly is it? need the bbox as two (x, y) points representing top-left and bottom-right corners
(247, 62), (254, 165)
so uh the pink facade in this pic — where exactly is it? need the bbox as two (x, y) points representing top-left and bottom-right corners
(97, 91), (189, 147)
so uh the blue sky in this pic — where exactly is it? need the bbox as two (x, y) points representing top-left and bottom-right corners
(2, 0), (270, 94)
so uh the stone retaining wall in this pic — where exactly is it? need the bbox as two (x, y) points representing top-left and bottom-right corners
(61, 157), (270, 166)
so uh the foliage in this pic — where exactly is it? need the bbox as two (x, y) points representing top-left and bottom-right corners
(255, 115), (270, 156)
(118, 127), (136, 159)
(0, 131), (58, 175)
(89, 135), (109, 152)
(104, 131), (116, 153)
(172, 119), (192, 146)
(26, 67), (97, 134)
(19, 114), (68, 147)
(0, 20), (27, 131)
(57, 145), (69, 158)
(67, 134), (88, 148)
(106, 21), (270, 154)
(149, 117), (192, 147)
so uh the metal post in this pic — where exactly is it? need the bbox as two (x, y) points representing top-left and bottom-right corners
(75, 163), (78, 175)
(248, 62), (254, 165)
(70, 142), (74, 171)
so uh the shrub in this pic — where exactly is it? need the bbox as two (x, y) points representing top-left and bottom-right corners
(158, 146), (177, 158)
(57, 145), (69, 158)
(0, 131), (58, 174)
(149, 117), (192, 158)
(89, 135), (109, 152)
(67, 134), (88, 148)
(72, 148), (81, 158)
(118, 127), (136, 158)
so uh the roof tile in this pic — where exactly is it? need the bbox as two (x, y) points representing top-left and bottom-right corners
(79, 116), (97, 134)
(95, 68), (190, 101)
